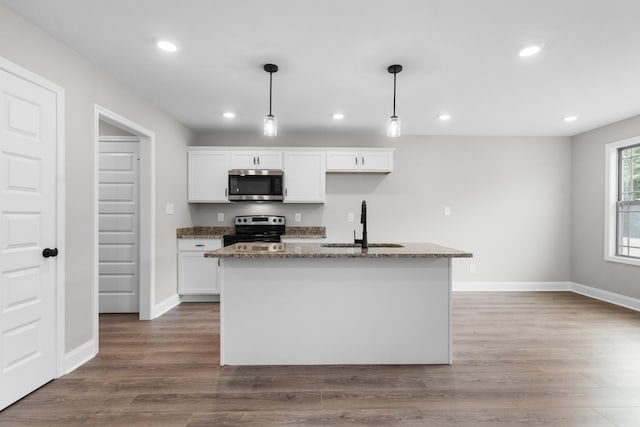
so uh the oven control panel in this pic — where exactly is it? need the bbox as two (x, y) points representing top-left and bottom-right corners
(234, 215), (286, 226)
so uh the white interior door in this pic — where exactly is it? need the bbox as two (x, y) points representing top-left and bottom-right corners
(0, 67), (58, 409)
(98, 139), (139, 313)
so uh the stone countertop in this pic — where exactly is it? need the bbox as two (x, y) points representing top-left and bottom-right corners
(177, 227), (233, 238)
(281, 227), (326, 238)
(177, 226), (326, 239)
(205, 242), (472, 259)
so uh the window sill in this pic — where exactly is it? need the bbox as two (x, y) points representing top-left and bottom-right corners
(605, 255), (640, 267)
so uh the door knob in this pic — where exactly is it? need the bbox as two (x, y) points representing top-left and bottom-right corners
(42, 248), (59, 258)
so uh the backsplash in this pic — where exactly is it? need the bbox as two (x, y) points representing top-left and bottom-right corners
(189, 202), (324, 227)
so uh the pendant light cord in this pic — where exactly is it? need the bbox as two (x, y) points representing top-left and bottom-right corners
(269, 71), (273, 116)
(392, 72), (397, 117)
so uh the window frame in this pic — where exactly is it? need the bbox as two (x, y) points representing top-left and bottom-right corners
(604, 136), (640, 266)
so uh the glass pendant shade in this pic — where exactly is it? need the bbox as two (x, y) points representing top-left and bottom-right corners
(264, 114), (277, 136)
(386, 64), (403, 138)
(387, 115), (401, 137)
(263, 64), (279, 137)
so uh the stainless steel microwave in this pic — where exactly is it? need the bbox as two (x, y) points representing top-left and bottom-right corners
(228, 169), (284, 201)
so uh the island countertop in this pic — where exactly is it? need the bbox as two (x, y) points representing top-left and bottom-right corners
(177, 226), (326, 239)
(205, 242), (472, 259)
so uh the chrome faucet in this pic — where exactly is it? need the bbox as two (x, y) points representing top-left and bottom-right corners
(353, 200), (368, 249)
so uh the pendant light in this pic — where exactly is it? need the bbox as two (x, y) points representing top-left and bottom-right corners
(263, 63), (278, 136)
(387, 64), (403, 137)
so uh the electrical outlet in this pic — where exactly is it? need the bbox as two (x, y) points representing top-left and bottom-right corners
(444, 206), (451, 216)
(294, 213), (302, 222)
(347, 212), (354, 222)
(217, 212), (224, 222)
(470, 264), (477, 274)
(165, 203), (174, 215)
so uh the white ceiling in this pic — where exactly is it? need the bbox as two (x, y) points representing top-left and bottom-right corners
(3, 0), (640, 137)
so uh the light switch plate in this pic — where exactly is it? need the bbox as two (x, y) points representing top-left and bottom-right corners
(294, 213), (302, 222)
(165, 203), (175, 215)
(217, 212), (224, 222)
(444, 207), (451, 216)
(347, 212), (354, 222)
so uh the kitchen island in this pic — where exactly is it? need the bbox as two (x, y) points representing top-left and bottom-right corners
(206, 242), (472, 366)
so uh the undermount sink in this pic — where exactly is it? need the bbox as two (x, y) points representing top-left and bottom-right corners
(321, 243), (404, 248)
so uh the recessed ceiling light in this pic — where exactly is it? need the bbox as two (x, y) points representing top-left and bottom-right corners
(155, 39), (179, 52)
(223, 112), (236, 119)
(563, 116), (578, 122)
(438, 114), (451, 121)
(332, 113), (345, 120)
(519, 42), (544, 57)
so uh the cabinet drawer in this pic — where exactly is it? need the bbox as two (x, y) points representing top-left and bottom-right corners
(178, 238), (222, 251)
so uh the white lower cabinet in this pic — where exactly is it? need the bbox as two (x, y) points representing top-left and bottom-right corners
(178, 239), (221, 295)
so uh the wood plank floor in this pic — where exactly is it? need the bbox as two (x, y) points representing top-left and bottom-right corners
(2, 292), (640, 426)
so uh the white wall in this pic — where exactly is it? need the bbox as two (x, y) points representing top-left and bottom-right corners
(571, 114), (640, 299)
(193, 133), (572, 283)
(99, 121), (135, 137)
(0, 4), (193, 352)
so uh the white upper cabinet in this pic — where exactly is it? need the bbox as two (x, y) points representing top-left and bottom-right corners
(325, 151), (359, 170)
(188, 147), (393, 204)
(187, 149), (230, 203)
(283, 151), (326, 204)
(231, 151), (282, 169)
(326, 149), (394, 173)
(359, 150), (394, 172)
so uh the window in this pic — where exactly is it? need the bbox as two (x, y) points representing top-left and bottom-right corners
(605, 137), (640, 266)
(618, 144), (640, 257)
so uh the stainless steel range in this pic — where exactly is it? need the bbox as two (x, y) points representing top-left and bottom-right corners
(223, 215), (286, 247)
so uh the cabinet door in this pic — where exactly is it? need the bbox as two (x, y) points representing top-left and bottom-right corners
(230, 151), (257, 169)
(178, 239), (222, 295)
(360, 150), (394, 172)
(283, 151), (326, 203)
(326, 151), (359, 171)
(231, 151), (282, 169)
(255, 151), (282, 169)
(188, 150), (230, 203)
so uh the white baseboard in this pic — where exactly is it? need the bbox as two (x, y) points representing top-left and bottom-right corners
(180, 294), (220, 302)
(151, 294), (181, 319)
(453, 281), (572, 292)
(453, 281), (640, 313)
(64, 339), (96, 374)
(571, 282), (640, 312)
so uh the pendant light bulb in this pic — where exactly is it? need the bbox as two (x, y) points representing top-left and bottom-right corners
(386, 64), (403, 138)
(387, 116), (401, 137)
(263, 64), (279, 137)
(264, 115), (277, 136)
